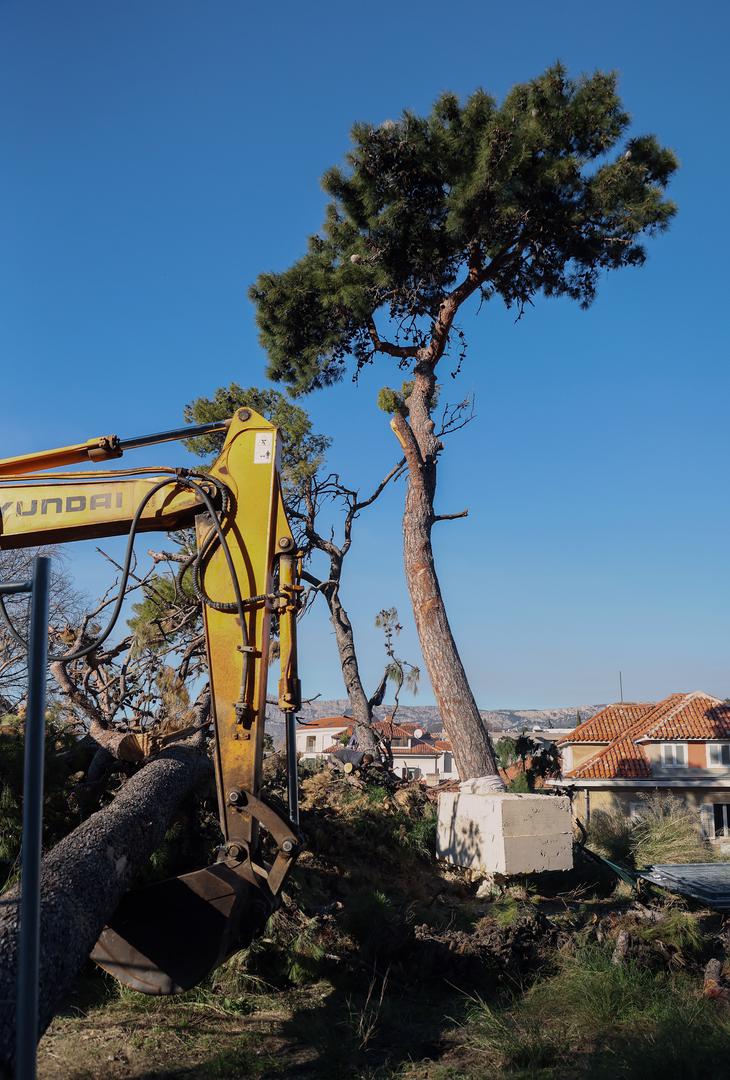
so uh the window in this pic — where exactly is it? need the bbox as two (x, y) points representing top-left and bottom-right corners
(714, 804), (730, 838)
(306, 736), (316, 752)
(661, 743), (687, 767)
(708, 744), (730, 767)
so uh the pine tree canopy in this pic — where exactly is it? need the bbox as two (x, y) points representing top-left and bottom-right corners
(249, 64), (677, 396)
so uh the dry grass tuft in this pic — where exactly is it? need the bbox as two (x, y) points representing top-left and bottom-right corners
(588, 793), (715, 868)
(631, 794), (715, 867)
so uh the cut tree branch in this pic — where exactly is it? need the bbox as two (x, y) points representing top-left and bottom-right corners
(432, 510), (469, 523)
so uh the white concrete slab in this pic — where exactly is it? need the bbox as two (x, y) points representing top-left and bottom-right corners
(436, 788), (573, 874)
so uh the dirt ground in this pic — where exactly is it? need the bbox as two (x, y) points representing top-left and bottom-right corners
(28, 777), (730, 1079)
(39, 995), (317, 1079)
(36, 974), (471, 1080)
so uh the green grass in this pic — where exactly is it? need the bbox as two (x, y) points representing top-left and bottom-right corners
(491, 897), (524, 929)
(631, 907), (704, 954)
(398, 804), (437, 856)
(195, 1035), (283, 1078)
(38, 772), (729, 1080)
(464, 944), (730, 1078)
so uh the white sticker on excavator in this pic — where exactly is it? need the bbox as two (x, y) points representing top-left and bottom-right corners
(254, 433), (273, 464)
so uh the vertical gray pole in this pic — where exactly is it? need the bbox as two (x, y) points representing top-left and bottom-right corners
(285, 713), (299, 829)
(15, 556), (51, 1080)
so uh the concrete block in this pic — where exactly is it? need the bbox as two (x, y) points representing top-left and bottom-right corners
(500, 833), (572, 875)
(500, 795), (569, 835)
(436, 789), (573, 875)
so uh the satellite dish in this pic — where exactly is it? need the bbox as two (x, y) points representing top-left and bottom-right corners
(414, 727), (424, 739)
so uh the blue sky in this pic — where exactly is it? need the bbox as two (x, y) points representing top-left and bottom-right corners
(2, 0), (728, 709)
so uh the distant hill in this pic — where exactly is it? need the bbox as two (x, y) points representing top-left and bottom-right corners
(264, 699), (603, 746)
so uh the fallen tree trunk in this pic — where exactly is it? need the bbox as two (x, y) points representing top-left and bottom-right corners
(0, 742), (211, 1077)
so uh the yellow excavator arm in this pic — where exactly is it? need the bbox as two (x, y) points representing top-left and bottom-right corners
(0, 409), (303, 993)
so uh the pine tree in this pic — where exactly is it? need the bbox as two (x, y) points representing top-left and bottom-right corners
(249, 64), (677, 782)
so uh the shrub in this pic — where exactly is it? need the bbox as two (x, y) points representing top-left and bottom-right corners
(631, 907), (705, 958)
(587, 809), (633, 863)
(0, 710), (81, 889)
(397, 804), (437, 856)
(588, 795), (713, 869)
(506, 771), (530, 794)
(285, 919), (327, 985)
(631, 794), (713, 867)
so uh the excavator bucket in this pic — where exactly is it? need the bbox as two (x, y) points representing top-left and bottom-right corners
(91, 861), (274, 995)
(91, 792), (300, 995)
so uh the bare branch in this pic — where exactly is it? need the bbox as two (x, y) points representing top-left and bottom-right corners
(367, 316), (420, 360)
(147, 549), (192, 566)
(436, 396), (476, 439)
(433, 509), (469, 523)
(353, 457), (407, 514)
(422, 239), (525, 369)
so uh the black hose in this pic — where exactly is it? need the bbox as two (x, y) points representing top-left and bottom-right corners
(180, 476), (251, 704)
(0, 475), (187, 663)
(0, 473), (250, 702)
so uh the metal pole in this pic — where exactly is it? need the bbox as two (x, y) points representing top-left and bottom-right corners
(285, 713), (299, 829)
(118, 419), (230, 452)
(15, 556), (51, 1080)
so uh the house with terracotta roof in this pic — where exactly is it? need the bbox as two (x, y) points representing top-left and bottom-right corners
(550, 692), (730, 846)
(295, 716), (457, 781)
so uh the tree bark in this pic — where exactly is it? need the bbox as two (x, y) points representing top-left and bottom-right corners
(0, 743), (211, 1076)
(392, 368), (502, 785)
(327, 582), (378, 750)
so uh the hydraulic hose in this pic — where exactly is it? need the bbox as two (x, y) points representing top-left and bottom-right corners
(0, 473), (251, 709)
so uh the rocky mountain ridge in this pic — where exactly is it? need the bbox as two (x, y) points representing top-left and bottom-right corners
(265, 699), (603, 745)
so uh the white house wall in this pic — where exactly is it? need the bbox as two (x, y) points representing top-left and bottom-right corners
(296, 726), (347, 757)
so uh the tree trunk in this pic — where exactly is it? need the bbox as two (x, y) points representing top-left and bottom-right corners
(0, 744), (211, 1076)
(327, 584), (378, 751)
(393, 369), (502, 785)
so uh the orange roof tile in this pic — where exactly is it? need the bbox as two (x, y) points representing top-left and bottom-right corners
(307, 718), (434, 741)
(298, 716), (350, 729)
(558, 703), (654, 745)
(564, 692), (728, 780)
(378, 721), (425, 740)
(566, 736), (652, 779)
(637, 692), (727, 741)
